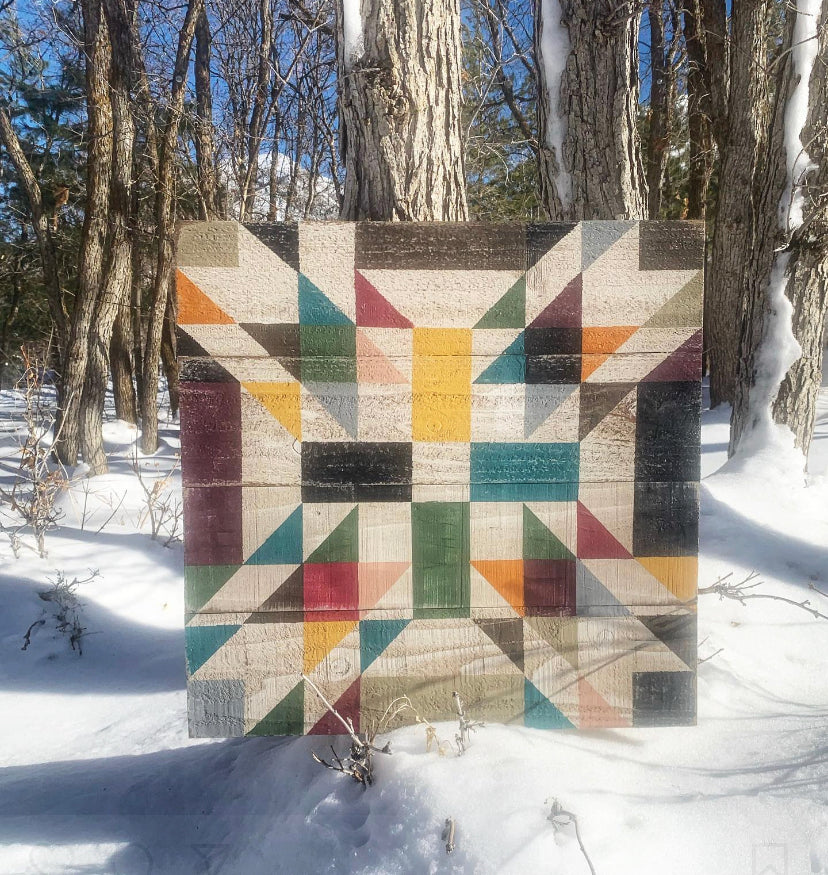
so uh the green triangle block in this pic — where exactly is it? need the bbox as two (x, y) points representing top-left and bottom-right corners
(524, 678), (574, 729)
(247, 682), (304, 735)
(247, 506), (303, 565)
(523, 505), (573, 560)
(306, 506), (358, 564)
(185, 624), (240, 675)
(474, 332), (525, 384)
(299, 273), (352, 325)
(475, 277), (526, 328)
(360, 619), (410, 673)
(185, 565), (241, 613)
(641, 271), (704, 328)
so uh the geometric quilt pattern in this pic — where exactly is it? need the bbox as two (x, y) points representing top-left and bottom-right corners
(178, 220), (704, 736)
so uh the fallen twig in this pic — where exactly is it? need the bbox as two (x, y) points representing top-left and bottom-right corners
(699, 572), (828, 621)
(442, 818), (456, 854)
(547, 798), (597, 875)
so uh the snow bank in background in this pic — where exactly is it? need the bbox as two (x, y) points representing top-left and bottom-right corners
(342, 0), (364, 71)
(780, 0), (822, 231)
(538, 0), (572, 207)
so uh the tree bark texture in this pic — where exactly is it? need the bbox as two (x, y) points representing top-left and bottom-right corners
(140, 0), (202, 454)
(336, 0), (468, 221)
(683, 0), (713, 220)
(771, 5), (828, 454)
(698, 0), (728, 155)
(110, 304), (137, 424)
(81, 0), (137, 474)
(195, 7), (220, 219)
(706, 0), (772, 408)
(645, 2), (669, 218)
(536, 0), (647, 221)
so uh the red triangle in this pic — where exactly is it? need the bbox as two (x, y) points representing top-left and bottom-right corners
(642, 330), (703, 383)
(309, 677), (361, 735)
(530, 274), (582, 328)
(355, 270), (413, 328)
(577, 502), (631, 559)
(578, 678), (629, 728)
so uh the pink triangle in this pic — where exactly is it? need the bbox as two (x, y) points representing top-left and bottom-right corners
(355, 270), (413, 328)
(309, 677), (361, 735)
(530, 274), (582, 328)
(359, 562), (410, 611)
(356, 331), (408, 384)
(577, 502), (632, 559)
(642, 330), (703, 382)
(578, 678), (629, 728)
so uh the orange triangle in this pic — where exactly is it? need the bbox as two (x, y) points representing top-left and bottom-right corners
(471, 560), (524, 616)
(242, 381), (301, 440)
(356, 330), (408, 384)
(580, 327), (637, 380)
(177, 270), (234, 325)
(637, 557), (698, 602)
(578, 678), (629, 728)
(359, 562), (410, 611)
(304, 620), (358, 674)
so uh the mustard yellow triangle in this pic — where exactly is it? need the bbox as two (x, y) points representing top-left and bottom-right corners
(243, 381), (301, 440)
(637, 556), (698, 602)
(304, 620), (358, 674)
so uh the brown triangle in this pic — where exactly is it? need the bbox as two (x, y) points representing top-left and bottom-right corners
(256, 565), (303, 614)
(474, 618), (524, 673)
(578, 382), (637, 440)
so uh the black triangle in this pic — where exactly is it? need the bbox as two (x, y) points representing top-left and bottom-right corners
(526, 223), (578, 270)
(474, 618), (524, 673)
(179, 356), (237, 384)
(578, 382), (636, 441)
(245, 223), (300, 270)
(239, 323), (302, 380)
(176, 326), (211, 359)
(256, 565), (304, 614)
(639, 614), (696, 668)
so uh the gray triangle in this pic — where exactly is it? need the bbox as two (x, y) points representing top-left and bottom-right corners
(581, 221), (636, 271)
(305, 382), (358, 438)
(524, 384), (578, 438)
(576, 561), (629, 617)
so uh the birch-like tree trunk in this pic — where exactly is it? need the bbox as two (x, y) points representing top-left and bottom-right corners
(731, 0), (827, 455)
(336, 0), (468, 221)
(706, 0), (772, 408)
(535, 0), (647, 221)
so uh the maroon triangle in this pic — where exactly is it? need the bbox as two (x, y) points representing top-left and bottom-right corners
(530, 274), (582, 328)
(577, 502), (631, 559)
(355, 270), (413, 328)
(642, 330), (703, 383)
(309, 676), (361, 735)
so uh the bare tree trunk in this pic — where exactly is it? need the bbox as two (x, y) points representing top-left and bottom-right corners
(162, 290), (179, 418)
(0, 111), (67, 356)
(698, 0), (728, 155)
(707, 0), (771, 408)
(770, 7), (828, 454)
(336, 0), (468, 221)
(683, 0), (713, 220)
(646, 2), (668, 218)
(140, 0), (202, 454)
(80, 0), (137, 474)
(536, 0), (647, 221)
(195, 7), (220, 219)
(110, 305), (137, 423)
(54, 0), (113, 465)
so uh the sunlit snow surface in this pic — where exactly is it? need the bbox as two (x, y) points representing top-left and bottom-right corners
(1, 378), (827, 874)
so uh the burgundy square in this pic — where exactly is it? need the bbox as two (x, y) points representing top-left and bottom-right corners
(183, 485), (243, 566)
(524, 559), (576, 617)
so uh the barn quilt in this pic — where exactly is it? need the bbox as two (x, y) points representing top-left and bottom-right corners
(178, 220), (703, 737)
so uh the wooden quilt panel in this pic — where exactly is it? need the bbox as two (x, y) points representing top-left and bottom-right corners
(178, 220), (703, 736)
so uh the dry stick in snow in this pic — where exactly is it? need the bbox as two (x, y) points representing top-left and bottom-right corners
(698, 571), (828, 620)
(547, 798), (597, 875)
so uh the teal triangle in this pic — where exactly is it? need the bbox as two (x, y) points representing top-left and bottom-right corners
(307, 506), (358, 563)
(247, 682), (304, 735)
(360, 619), (410, 673)
(524, 678), (574, 729)
(247, 506), (302, 565)
(575, 561), (630, 617)
(474, 277), (526, 328)
(299, 273), (352, 325)
(523, 505), (574, 560)
(185, 624), (240, 675)
(474, 332), (525, 384)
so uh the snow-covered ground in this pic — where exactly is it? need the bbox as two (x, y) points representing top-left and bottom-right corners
(1, 380), (827, 875)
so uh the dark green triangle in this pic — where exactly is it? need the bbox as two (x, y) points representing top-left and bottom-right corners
(523, 505), (573, 560)
(246, 506), (303, 566)
(360, 619), (410, 673)
(524, 678), (574, 729)
(247, 682), (304, 736)
(474, 277), (526, 328)
(306, 506), (358, 564)
(185, 624), (240, 675)
(185, 565), (241, 613)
